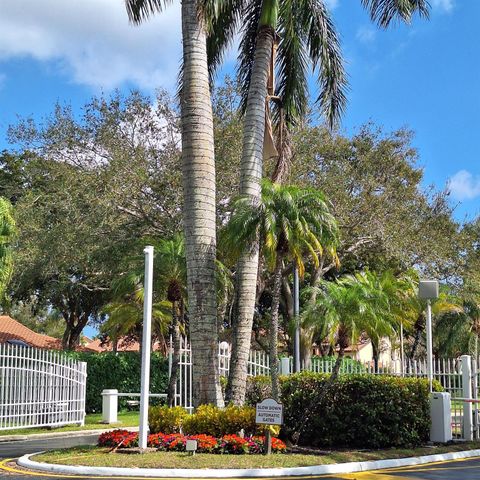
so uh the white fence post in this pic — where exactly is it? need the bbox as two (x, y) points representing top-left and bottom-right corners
(280, 357), (291, 375)
(461, 354), (473, 441)
(101, 389), (118, 424)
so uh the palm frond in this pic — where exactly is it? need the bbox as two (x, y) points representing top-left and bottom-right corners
(361, 0), (430, 28)
(125, 0), (173, 24)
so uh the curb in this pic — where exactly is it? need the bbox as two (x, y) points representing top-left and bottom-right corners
(0, 427), (138, 443)
(18, 449), (480, 478)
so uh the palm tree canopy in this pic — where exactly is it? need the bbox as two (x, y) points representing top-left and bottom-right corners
(223, 179), (339, 277)
(303, 269), (421, 353)
(361, 0), (429, 28)
(209, 0), (347, 129)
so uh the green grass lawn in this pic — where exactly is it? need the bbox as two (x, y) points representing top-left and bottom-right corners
(0, 411), (139, 437)
(33, 442), (480, 469)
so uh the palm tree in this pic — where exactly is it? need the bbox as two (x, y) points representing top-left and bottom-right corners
(434, 299), (480, 358)
(224, 180), (339, 400)
(125, 0), (224, 406)
(154, 236), (187, 406)
(210, 0), (346, 405)
(304, 272), (397, 379)
(0, 197), (15, 306)
(101, 271), (172, 354)
(210, 0), (429, 405)
(102, 237), (186, 406)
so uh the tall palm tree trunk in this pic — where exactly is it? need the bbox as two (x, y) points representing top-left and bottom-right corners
(181, 0), (223, 407)
(226, 26), (275, 406)
(269, 254), (283, 401)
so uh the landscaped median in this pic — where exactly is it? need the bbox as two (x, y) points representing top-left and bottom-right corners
(17, 443), (480, 478)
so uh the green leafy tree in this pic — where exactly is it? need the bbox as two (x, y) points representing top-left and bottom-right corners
(0, 197), (15, 307)
(224, 180), (338, 401)
(6, 92), (182, 349)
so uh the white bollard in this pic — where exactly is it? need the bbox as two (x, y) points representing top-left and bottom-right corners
(101, 389), (118, 424)
(461, 355), (473, 441)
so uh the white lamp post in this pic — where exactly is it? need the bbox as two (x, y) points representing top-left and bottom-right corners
(418, 280), (439, 392)
(139, 246), (154, 450)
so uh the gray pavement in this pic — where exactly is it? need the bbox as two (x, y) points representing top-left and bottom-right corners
(0, 432), (99, 458)
(0, 435), (479, 480)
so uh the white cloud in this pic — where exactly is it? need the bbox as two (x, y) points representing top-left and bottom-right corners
(325, 0), (340, 9)
(448, 170), (480, 201)
(431, 0), (455, 13)
(356, 26), (376, 44)
(0, 0), (182, 90)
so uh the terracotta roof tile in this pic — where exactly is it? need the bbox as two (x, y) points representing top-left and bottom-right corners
(0, 315), (63, 350)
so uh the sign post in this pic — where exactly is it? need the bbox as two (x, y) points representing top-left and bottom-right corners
(255, 398), (283, 455)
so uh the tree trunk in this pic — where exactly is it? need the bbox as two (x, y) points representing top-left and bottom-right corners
(226, 26), (275, 406)
(168, 301), (180, 407)
(372, 341), (379, 373)
(180, 0), (223, 407)
(410, 313), (425, 360)
(61, 312), (88, 350)
(330, 347), (345, 383)
(269, 254), (283, 401)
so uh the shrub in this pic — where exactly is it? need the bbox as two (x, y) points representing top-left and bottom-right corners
(218, 405), (257, 435)
(182, 404), (258, 436)
(281, 372), (442, 448)
(182, 404), (223, 436)
(149, 406), (188, 434)
(65, 351), (169, 413)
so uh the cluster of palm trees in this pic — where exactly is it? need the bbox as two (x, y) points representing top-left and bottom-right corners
(124, 0), (430, 407)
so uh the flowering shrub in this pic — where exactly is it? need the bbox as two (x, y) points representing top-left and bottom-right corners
(98, 429), (138, 448)
(219, 434), (249, 454)
(98, 429), (286, 454)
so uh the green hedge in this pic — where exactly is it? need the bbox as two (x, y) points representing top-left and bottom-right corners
(65, 352), (169, 413)
(280, 372), (441, 448)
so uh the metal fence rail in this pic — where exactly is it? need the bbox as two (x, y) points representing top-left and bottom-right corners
(0, 344), (87, 431)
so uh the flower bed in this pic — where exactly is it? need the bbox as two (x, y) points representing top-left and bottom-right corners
(98, 429), (286, 454)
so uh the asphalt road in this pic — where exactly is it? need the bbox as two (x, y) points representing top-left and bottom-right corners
(0, 433), (99, 459)
(0, 436), (479, 480)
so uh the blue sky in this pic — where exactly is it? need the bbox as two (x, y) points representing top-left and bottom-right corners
(0, 0), (478, 223)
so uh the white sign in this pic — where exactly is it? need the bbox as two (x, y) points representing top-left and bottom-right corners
(255, 398), (283, 425)
(186, 439), (198, 452)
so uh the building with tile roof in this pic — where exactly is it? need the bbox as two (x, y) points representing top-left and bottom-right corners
(0, 315), (98, 352)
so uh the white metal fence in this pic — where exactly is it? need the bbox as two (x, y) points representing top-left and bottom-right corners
(0, 344), (87, 431)
(173, 338), (480, 439)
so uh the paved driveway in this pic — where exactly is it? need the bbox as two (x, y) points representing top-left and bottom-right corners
(1, 438), (479, 480)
